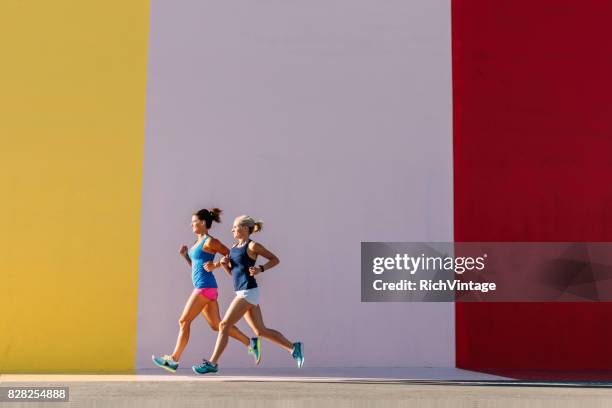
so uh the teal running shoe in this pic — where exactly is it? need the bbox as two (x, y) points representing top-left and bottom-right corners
(192, 359), (219, 375)
(291, 342), (304, 368)
(248, 337), (262, 365)
(152, 354), (178, 373)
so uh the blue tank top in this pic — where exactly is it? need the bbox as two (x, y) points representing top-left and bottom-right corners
(189, 236), (218, 289)
(230, 240), (258, 291)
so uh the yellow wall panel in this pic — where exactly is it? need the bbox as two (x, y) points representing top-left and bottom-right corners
(0, 0), (149, 372)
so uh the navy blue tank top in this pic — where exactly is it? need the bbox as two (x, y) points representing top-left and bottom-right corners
(230, 240), (258, 290)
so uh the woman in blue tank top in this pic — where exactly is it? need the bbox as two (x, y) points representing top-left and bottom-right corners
(192, 215), (304, 374)
(152, 208), (259, 373)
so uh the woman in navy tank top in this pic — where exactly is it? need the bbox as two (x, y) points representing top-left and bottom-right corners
(152, 208), (258, 373)
(192, 215), (304, 374)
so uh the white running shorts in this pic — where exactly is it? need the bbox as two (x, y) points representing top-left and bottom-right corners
(235, 287), (260, 306)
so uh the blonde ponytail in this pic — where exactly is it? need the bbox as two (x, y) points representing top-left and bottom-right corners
(236, 215), (264, 234)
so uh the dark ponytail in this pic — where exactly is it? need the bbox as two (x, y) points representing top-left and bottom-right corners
(194, 207), (222, 229)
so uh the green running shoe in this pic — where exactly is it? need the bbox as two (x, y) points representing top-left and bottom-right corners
(248, 337), (262, 365)
(192, 359), (218, 375)
(152, 354), (178, 373)
(291, 342), (304, 368)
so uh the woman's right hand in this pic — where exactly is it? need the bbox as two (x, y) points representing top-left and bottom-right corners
(220, 255), (229, 266)
(179, 245), (188, 256)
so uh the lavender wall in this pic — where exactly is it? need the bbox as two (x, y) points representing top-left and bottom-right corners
(137, 0), (453, 368)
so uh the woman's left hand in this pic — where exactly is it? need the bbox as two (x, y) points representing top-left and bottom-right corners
(249, 266), (262, 276)
(204, 261), (215, 272)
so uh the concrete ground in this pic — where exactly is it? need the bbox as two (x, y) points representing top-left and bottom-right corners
(2, 368), (612, 408)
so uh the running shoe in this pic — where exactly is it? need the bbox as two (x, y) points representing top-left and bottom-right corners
(291, 342), (304, 368)
(248, 337), (262, 365)
(152, 354), (178, 373)
(192, 359), (219, 375)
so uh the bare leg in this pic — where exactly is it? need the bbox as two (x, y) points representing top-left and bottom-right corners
(244, 305), (293, 352)
(209, 296), (252, 364)
(171, 290), (208, 361)
(201, 301), (250, 347)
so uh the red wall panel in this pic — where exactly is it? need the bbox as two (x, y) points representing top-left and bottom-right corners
(453, 0), (612, 371)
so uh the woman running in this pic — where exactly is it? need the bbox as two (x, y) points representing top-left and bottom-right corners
(152, 208), (260, 372)
(192, 215), (304, 374)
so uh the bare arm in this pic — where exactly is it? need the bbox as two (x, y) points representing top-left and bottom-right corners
(220, 254), (232, 278)
(248, 242), (279, 276)
(179, 245), (192, 268)
(218, 243), (232, 277)
(203, 238), (230, 272)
